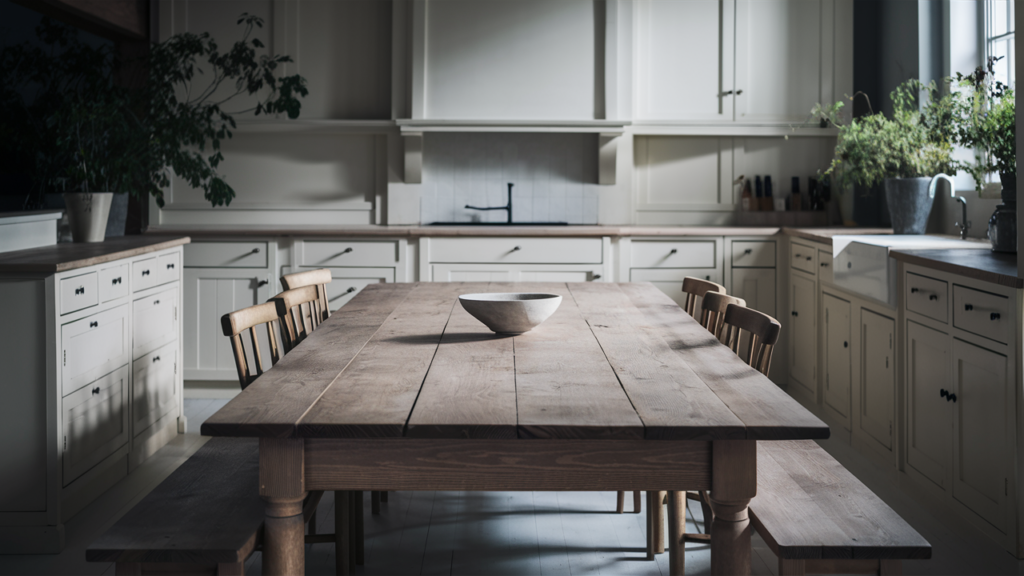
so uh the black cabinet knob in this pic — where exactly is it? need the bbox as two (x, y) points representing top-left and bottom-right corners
(940, 388), (948, 398)
(153, 356), (160, 363)
(89, 321), (98, 328)
(820, 262), (828, 267)
(964, 304), (974, 311)
(991, 312), (1000, 320)
(843, 341), (848, 348)
(669, 248), (678, 254)
(251, 247), (260, 254)
(806, 256), (812, 261)
(847, 262), (852, 268)
(142, 270), (150, 276)
(791, 311), (798, 317)
(949, 393), (957, 403)
(167, 263), (175, 269)
(112, 277), (121, 285)
(743, 248), (752, 255)
(346, 287), (356, 294)
(593, 274), (602, 280)
(154, 300), (160, 305)
(92, 387), (100, 395)
(929, 294), (938, 301)
(342, 247), (353, 254)
(911, 288), (919, 293)
(512, 246), (521, 251)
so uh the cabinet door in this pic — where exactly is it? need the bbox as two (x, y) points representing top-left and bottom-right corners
(952, 339), (1009, 531)
(731, 268), (776, 317)
(822, 294), (851, 424)
(735, 0), (826, 123)
(860, 309), (895, 451)
(63, 365), (129, 486)
(61, 304), (130, 397)
(182, 268), (273, 381)
(635, 0), (736, 121)
(788, 272), (816, 398)
(905, 321), (951, 487)
(133, 343), (178, 438)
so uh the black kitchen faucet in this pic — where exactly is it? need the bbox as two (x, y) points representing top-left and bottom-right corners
(466, 182), (513, 224)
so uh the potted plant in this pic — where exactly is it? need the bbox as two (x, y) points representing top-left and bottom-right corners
(946, 56), (1016, 251)
(816, 80), (957, 234)
(0, 14), (309, 242)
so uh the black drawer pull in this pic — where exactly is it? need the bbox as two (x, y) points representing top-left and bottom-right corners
(820, 262), (828, 267)
(141, 270), (150, 276)
(964, 304), (973, 311)
(910, 288), (919, 293)
(743, 248), (752, 255)
(593, 274), (602, 280)
(843, 341), (848, 348)
(92, 387), (100, 395)
(791, 311), (798, 317)
(512, 246), (521, 251)
(166, 263), (175, 269)
(949, 393), (957, 403)
(342, 247), (353, 254)
(940, 388), (948, 398)
(153, 356), (160, 363)
(929, 294), (938, 301)
(75, 287), (84, 295)
(991, 312), (1000, 321)
(847, 262), (852, 269)
(346, 287), (356, 294)
(669, 248), (678, 255)
(112, 277), (121, 285)
(794, 253), (802, 258)
(153, 300), (160, 305)
(257, 279), (269, 287)
(89, 321), (98, 328)
(806, 256), (812, 261)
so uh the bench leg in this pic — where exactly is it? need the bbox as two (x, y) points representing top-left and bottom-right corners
(634, 491), (642, 513)
(335, 491), (351, 576)
(667, 491), (685, 576)
(655, 491), (666, 554)
(616, 490), (625, 513)
(646, 491), (656, 559)
(709, 440), (756, 576)
(349, 492), (357, 572)
(355, 491), (365, 566)
(372, 491), (381, 515)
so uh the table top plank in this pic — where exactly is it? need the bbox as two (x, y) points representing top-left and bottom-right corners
(619, 283), (829, 440)
(201, 283), (415, 438)
(509, 283), (645, 439)
(297, 283), (466, 438)
(567, 282), (747, 440)
(405, 283), (518, 439)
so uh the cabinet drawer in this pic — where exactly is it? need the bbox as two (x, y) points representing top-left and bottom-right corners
(431, 237), (602, 264)
(157, 252), (180, 286)
(133, 257), (160, 291)
(731, 241), (775, 268)
(184, 241), (267, 268)
(790, 242), (817, 275)
(631, 241), (716, 269)
(62, 304), (130, 397)
(302, 241), (400, 267)
(98, 264), (129, 303)
(133, 342), (178, 437)
(953, 285), (1009, 344)
(63, 365), (129, 486)
(134, 287), (178, 359)
(60, 272), (98, 315)
(906, 273), (948, 324)
(817, 249), (834, 283)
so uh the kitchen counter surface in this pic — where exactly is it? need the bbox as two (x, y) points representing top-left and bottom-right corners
(890, 248), (1022, 289)
(0, 235), (190, 273)
(146, 224), (896, 240)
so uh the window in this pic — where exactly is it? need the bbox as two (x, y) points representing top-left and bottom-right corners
(986, 0), (1015, 87)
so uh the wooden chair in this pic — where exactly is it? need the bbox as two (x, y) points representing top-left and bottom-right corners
(220, 301), (283, 390)
(699, 292), (746, 339)
(719, 304), (782, 375)
(275, 284), (326, 353)
(281, 268), (333, 322)
(681, 276), (726, 316)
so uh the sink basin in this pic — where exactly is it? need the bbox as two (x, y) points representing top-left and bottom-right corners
(429, 222), (569, 226)
(832, 235), (989, 307)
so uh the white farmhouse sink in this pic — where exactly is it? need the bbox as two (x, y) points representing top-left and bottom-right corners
(832, 235), (989, 307)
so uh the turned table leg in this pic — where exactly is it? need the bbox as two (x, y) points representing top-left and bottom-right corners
(709, 440), (756, 576)
(259, 438), (306, 576)
(667, 490), (686, 576)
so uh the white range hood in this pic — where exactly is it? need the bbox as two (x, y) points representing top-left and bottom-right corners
(832, 235), (989, 307)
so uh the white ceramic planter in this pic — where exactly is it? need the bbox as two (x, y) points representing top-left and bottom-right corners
(63, 192), (113, 243)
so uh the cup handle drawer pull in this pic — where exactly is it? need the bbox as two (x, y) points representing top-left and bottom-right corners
(991, 312), (1001, 320)
(75, 287), (84, 295)
(112, 277), (121, 285)
(744, 248), (752, 255)
(141, 270), (150, 276)
(593, 274), (602, 280)
(794, 253), (802, 258)
(940, 388), (948, 398)
(92, 387), (100, 395)
(153, 356), (160, 363)
(806, 256), (812, 261)
(791, 311), (798, 317)
(964, 304), (973, 311)
(89, 321), (98, 328)
(166, 263), (175, 269)
(911, 288), (919, 293)
(820, 262), (829, 267)
(257, 279), (269, 287)
(154, 300), (160, 305)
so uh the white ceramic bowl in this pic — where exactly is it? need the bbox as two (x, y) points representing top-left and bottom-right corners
(458, 293), (562, 335)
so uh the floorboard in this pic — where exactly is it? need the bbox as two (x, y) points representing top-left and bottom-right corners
(4, 399), (1024, 575)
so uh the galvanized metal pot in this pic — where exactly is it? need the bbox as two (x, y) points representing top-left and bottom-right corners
(884, 178), (932, 234)
(988, 172), (1017, 253)
(63, 192), (113, 243)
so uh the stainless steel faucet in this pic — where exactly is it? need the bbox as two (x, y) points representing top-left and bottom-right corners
(954, 196), (970, 240)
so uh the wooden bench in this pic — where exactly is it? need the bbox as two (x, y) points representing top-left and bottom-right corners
(748, 440), (931, 575)
(86, 438), (360, 575)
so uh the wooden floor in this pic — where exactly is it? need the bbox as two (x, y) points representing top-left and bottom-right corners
(1, 398), (1023, 575)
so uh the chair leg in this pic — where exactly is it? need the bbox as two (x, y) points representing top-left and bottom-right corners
(616, 491), (625, 513)
(348, 492), (356, 572)
(646, 492), (656, 560)
(372, 491), (380, 515)
(335, 490), (351, 576)
(633, 491), (642, 513)
(355, 491), (365, 566)
(654, 491), (666, 554)
(667, 491), (685, 576)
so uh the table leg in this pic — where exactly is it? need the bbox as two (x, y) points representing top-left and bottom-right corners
(709, 440), (756, 576)
(667, 490), (685, 576)
(336, 490), (351, 576)
(259, 438), (306, 576)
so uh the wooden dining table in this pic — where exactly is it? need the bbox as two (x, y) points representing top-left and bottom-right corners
(201, 281), (828, 576)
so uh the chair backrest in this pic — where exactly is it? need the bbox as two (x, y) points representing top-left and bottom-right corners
(280, 268), (332, 322)
(274, 285), (325, 353)
(719, 304), (782, 375)
(700, 292), (746, 339)
(681, 276), (726, 316)
(221, 301), (283, 390)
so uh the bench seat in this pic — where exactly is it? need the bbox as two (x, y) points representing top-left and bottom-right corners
(750, 440), (932, 575)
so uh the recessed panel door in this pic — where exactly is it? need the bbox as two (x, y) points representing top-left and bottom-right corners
(905, 320), (951, 488)
(822, 294), (851, 424)
(788, 272), (816, 398)
(860, 309), (895, 451)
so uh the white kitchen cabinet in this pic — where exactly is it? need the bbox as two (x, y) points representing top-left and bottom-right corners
(952, 338), (1010, 532)
(788, 271), (817, 400)
(731, 268), (776, 317)
(422, 236), (611, 285)
(859, 309), (895, 452)
(905, 320), (951, 489)
(822, 292), (851, 427)
(0, 239), (185, 553)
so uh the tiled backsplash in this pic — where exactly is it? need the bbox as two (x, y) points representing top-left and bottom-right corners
(419, 133), (600, 224)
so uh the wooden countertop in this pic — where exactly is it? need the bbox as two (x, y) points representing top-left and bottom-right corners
(890, 248), (1022, 289)
(0, 235), (190, 273)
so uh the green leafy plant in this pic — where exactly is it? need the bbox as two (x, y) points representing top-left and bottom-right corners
(814, 80), (957, 190)
(944, 56), (1015, 189)
(0, 14), (309, 208)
